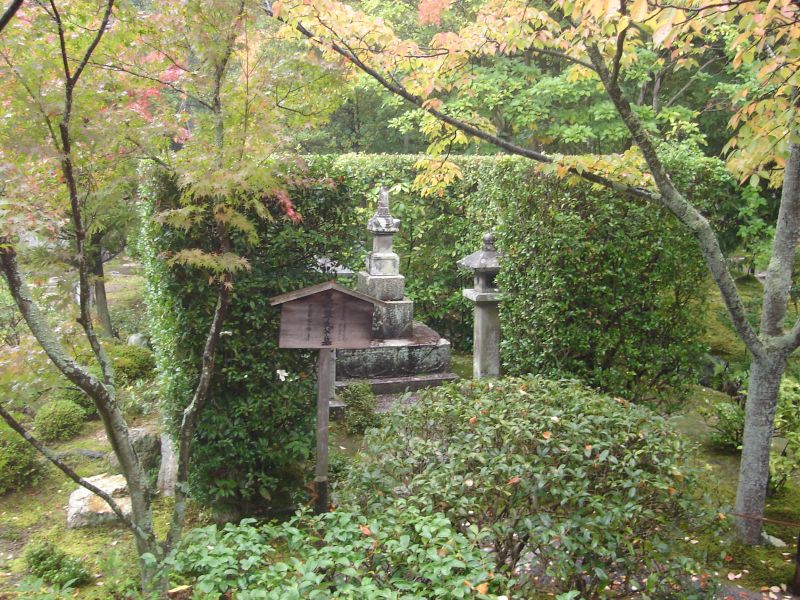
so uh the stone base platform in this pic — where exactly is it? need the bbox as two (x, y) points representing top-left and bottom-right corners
(336, 322), (453, 379)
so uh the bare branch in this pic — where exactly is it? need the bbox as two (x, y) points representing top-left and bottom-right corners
(69, 0), (114, 87)
(0, 0), (23, 34)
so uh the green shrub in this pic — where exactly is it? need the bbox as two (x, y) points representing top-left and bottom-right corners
(341, 377), (720, 597)
(48, 386), (95, 416)
(0, 420), (42, 495)
(34, 400), (85, 442)
(24, 540), (91, 588)
(105, 343), (155, 383)
(339, 382), (378, 435)
(166, 511), (505, 598)
(703, 396), (746, 450)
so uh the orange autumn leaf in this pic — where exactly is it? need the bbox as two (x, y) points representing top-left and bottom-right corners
(469, 416), (478, 425)
(476, 582), (489, 594)
(359, 524), (371, 536)
(542, 431), (552, 440)
(507, 476), (521, 485)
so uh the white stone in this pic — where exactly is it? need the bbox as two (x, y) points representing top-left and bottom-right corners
(66, 473), (132, 529)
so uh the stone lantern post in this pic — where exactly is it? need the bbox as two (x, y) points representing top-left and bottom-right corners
(458, 233), (502, 378)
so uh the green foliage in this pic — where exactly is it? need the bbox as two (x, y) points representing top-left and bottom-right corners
(140, 151), (746, 510)
(341, 377), (720, 597)
(105, 343), (156, 384)
(498, 146), (731, 406)
(139, 164), (361, 513)
(166, 511), (504, 599)
(24, 540), (92, 588)
(339, 382), (378, 435)
(47, 385), (95, 416)
(0, 419), (42, 495)
(704, 396), (746, 450)
(34, 400), (85, 442)
(0, 277), (22, 347)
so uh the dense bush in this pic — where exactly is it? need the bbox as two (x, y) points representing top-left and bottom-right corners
(34, 400), (84, 442)
(338, 382), (378, 435)
(0, 419), (41, 494)
(24, 540), (91, 588)
(105, 343), (156, 383)
(48, 385), (94, 416)
(139, 164), (362, 514)
(166, 511), (505, 599)
(341, 377), (719, 597)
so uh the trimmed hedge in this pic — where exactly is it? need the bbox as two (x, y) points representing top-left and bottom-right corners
(140, 149), (742, 509)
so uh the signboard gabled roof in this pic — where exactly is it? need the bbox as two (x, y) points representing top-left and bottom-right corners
(269, 280), (386, 307)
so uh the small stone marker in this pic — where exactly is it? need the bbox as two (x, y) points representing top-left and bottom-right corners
(270, 281), (384, 513)
(458, 233), (502, 378)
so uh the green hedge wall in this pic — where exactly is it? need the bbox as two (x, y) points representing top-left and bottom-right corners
(139, 148), (740, 510)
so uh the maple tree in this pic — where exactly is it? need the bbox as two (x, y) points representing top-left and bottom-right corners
(0, 0), (333, 590)
(271, 0), (800, 544)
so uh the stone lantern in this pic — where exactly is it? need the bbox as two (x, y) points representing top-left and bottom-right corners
(458, 233), (502, 378)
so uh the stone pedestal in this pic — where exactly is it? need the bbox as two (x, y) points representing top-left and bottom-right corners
(463, 289), (501, 378)
(458, 233), (502, 379)
(334, 187), (456, 398)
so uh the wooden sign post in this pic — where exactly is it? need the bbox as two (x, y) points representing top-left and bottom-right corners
(270, 281), (384, 514)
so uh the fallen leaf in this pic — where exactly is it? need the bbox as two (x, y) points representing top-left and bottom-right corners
(469, 416), (478, 425)
(476, 582), (489, 594)
(542, 431), (552, 440)
(359, 525), (371, 536)
(507, 476), (521, 486)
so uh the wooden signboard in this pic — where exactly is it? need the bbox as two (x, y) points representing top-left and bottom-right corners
(270, 281), (383, 514)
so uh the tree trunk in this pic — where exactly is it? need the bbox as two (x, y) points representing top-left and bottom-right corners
(91, 243), (115, 338)
(734, 355), (786, 543)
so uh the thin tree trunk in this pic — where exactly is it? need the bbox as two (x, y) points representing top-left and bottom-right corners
(90, 235), (115, 338)
(735, 356), (785, 543)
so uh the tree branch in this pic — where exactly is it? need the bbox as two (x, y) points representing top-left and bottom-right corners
(0, 0), (23, 34)
(0, 404), (153, 543)
(271, 12), (656, 201)
(69, 0), (115, 87)
(584, 43), (766, 361)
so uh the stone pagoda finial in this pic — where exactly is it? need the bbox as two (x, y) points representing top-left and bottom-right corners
(367, 187), (400, 234)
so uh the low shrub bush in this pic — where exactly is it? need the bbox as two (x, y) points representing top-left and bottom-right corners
(341, 377), (720, 597)
(339, 382), (378, 435)
(166, 511), (505, 598)
(48, 385), (95, 417)
(34, 400), (84, 442)
(0, 419), (41, 494)
(105, 344), (156, 383)
(24, 540), (91, 588)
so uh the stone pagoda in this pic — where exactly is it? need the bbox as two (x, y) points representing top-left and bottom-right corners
(335, 188), (457, 395)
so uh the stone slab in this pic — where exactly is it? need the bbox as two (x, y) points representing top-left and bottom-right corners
(336, 323), (452, 379)
(357, 272), (405, 302)
(336, 372), (458, 396)
(373, 300), (413, 339)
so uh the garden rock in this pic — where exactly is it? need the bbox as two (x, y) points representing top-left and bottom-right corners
(66, 473), (131, 528)
(106, 427), (161, 472)
(762, 532), (788, 548)
(127, 333), (149, 348)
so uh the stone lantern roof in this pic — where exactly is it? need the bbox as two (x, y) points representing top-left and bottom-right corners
(457, 233), (501, 273)
(367, 187), (400, 234)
